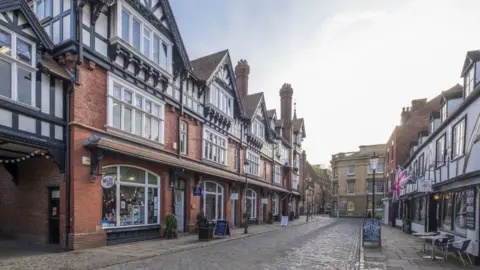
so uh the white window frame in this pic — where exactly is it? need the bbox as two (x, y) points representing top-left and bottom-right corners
(107, 73), (165, 144)
(272, 193), (279, 215)
(101, 165), (161, 228)
(436, 134), (446, 167)
(0, 26), (37, 108)
(247, 150), (260, 176)
(465, 66), (475, 97)
(199, 181), (224, 221)
(209, 83), (233, 118)
(347, 182), (355, 195)
(180, 120), (187, 155)
(244, 188), (257, 219)
(347, 165), (355, 176)
(233, 148), (239, 171)
(202, 126), (228, 166)
(452, 118), (465, 159)
(252, 119), (265, 141)
(440, 103), (447, 123)
(274, 165), (281, 184)
(118, 3), (173, 74)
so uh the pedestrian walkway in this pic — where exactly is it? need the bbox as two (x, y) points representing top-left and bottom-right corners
(0, 215), (331, 270)
(360, 225), (480, 270)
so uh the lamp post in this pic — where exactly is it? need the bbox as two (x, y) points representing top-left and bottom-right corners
(369, 152), (379, 218)
(243, 160), (250, 234)
(305, 177), (311, 222)
(337, 184), (340, 218)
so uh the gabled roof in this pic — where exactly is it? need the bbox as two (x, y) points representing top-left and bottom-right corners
(430, 110), (440, 120)
(267, 109), (276, 119)
(461, 50), (480, 77)
(0, 0), (54, 50)
(441, 83), (463, 102)
(293, 118), (306, 138)
(242, 92), (263, 119)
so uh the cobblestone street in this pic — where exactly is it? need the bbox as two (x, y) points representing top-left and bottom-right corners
(98, 218), (361, 270)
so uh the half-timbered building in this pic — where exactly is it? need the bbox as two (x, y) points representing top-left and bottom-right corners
(0, 0), (73, 247)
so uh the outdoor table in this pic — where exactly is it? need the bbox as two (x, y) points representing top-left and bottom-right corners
(419, 235), (448, 260)
(412, 232), (439, 253)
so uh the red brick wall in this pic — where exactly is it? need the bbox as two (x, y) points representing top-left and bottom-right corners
(182, 115), (202, 161)
(164, 106), (178, 155)
(0, 158), (63, 244)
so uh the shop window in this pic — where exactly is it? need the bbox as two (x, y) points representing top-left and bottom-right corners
(454, 191), (467, 235)
(419, 197), (426, 223)
(442, 194), (453, 231)
(413, 198), (421, 223)
(101, 166), (160, 228)
(244, 189), (257, 219)
(272, 193), (279, 215)
(199, 181), (223, 221)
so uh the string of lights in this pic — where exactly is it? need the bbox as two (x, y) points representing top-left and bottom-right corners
(0, 149), (50, 164)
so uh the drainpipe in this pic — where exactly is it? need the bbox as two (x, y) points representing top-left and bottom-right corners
(65, 82), (73, 250)
(178, 72), (185, 158)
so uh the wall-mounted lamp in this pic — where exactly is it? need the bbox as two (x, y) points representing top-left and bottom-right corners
(444, 193), (451, 200)
(433, 194), (441, 200)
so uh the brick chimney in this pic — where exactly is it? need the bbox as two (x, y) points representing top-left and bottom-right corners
(235, 59), (250, 98)
(280, 83), (294, 144)
(401, 107), (411, 125)
(411, 98), (427, 112)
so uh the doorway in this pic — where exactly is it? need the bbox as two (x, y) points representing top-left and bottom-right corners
(174, 190), (185, 232)
(231, 199), (236, 227)
(48, 187), (60, 244)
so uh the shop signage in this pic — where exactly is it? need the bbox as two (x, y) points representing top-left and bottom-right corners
(230, 193), (239, 200)
(101, 176), (115, 189)
(466, 188), (476, 230)
(362, 218), (381, 246)
(193, 187), (202, 196)
(214, 220), (230, 237)
(261, 198), (268, 205)
(281, 216), (288, 226)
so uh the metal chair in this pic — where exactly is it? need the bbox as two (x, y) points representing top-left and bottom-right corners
(444, 239), (472, 265)
(435, 234), (455, 252)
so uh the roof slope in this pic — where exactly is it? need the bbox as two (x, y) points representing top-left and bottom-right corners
(242, 92), (263, 119)
(190, 50), (228, 81)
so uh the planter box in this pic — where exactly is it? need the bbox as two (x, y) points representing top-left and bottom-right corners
(402, 224), (411, 234)
(198, 227), (214, 241)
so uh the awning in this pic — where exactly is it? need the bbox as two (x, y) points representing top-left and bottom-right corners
(84, 134), (290, 193)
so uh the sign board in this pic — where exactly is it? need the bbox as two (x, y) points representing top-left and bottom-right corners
(193, 187), (202, 196)
(362, 218), (381, 246)
(214, 220), (230, 237)
(101, 176), (115, 189)
(261, 198), (268, 205)
(280, 216), (288, 226)
(230, 193), (239, 200)
(466, 188), (476, 230)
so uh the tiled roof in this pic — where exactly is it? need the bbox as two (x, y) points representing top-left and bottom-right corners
(190, 50), (228, 81)
(267, 109), (276, 119)
(242, 92), (263, 119)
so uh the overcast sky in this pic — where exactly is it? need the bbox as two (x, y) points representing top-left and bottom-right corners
(170, 0), (480, 165)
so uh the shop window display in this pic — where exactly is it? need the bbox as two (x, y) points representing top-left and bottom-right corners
(102, 166), (160, 228)
(199, 181), (223, 221)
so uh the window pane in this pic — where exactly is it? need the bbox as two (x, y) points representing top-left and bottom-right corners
(443, 196), (452, 230)
(454, 193), (467, 234)
(132, 19), (141, 51)
(112, 101), (121, 129)
(205, 194), (216, 220)
(36, 0), (45, 19)
(217, 194), (222, 220)
(135, 95), (142, 108)
(147, 187), (158, 224)
(119, 185), (145, 226)
(17, 68), (33, 105)
(124, 90), (132, 104)
(124, 107), (132, 132)
(135, 111), (142, 136)
(113, 85), (121, 98)
(160, 42), (167, 68)
(121, 10), (129, 41)
(53, 20), (60, 44)
(145, 101), (151, 113)
(151, 118), (159, 141)
(148, 173), (157, 185)
(143, 28), (151, 57)
(120, 166), (146, 184)
(102, 166), (117, 228)
(0, 60), (11, 98)
(0, 30), (12, 56)
(45, 0), (52, 17)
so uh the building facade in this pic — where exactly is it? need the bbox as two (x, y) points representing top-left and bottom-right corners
(396, 50), (480, 263)
(0, 0), (309, 251)
(330, 144), (386, 217)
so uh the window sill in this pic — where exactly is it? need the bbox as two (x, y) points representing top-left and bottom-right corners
(0, 95), (41, 112)
(103, 224), (160, 232)
(201, 158), (228, 169)
(451, 154), (465, 162)
(105, 126), (165, 149)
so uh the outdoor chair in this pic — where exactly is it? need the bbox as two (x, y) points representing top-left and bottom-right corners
(435, 234), (455, 252)
(444, 239), (472, 265)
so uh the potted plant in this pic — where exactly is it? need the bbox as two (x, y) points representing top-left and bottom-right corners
(267, 211), (274, 224)
(197, 212), (214, 241)
(164, 213), (178, 239)
(402, 217), (411, 234)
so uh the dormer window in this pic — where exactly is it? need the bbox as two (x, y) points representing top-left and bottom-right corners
(209, 84), (233, 118)
(465, 65), (475, 97)
(440, 103), (447, 122)
(252, 119), (264, 140)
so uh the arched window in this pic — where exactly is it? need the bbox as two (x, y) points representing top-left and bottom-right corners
(101, 165), (161, 228)
(271, 193), (279, 215)
(199, 181), (224, 220)
(244, 189), (257, 219)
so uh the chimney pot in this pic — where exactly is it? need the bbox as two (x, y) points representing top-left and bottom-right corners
(235, 59), (250, 98)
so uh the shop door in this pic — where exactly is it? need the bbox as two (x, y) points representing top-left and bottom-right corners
(231, 199), (236, 227)
(48, 187), (60, 244)
(174, 190), (185, 232)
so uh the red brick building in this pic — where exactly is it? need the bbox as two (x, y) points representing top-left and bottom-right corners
(384, 84), (463, 226)
(0, 0), (308, 250)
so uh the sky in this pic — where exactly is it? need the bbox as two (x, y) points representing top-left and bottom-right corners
(170, 0), (480, 165)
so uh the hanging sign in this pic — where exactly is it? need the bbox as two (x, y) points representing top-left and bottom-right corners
(230, 193), (239, 200)
(101, 175), (115, 189)
(466, 188), (476, 230)
(193, 187), (202, 196)
(214, 220), (231, 237)
(261, 198), (268, 205)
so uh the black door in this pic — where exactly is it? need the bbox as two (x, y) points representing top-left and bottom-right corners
(48, 187), (60, 244)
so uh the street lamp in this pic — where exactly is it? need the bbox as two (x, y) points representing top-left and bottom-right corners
(369, 152), (379, 218)
(305, 177), (311, 222)
(243, 160), (250, 234)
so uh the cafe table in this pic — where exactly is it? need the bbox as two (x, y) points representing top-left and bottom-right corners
(418, 235), (448, 260)
(412, 232), (439, 253)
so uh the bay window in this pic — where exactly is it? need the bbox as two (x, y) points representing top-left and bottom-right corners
(252, 119), (265, 140)
(247, 151), (260, 176)
(119, 5), (172, 73)
(0, 27), (36, 107)
(107, 75), (165, 143)
(244, 189), (257, 219)
(203, 127), (227, 166)
(209, 84), (233, 118)
(199, 181), (224, 221)
(101, 166), (160, 228)
(274, 165), (281, 184)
